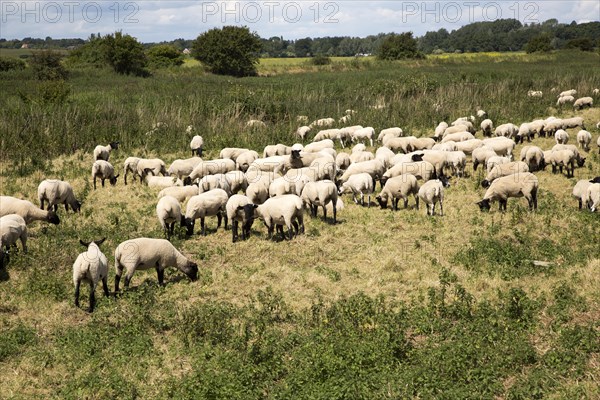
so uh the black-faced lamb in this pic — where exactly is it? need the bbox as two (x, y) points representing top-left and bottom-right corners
(114, 238), (198, 291)
(184, 189), (229, 236)
(93, 141), (119, 161)
(376, 174), (419, 211)
(136, 158), (167, 180)
(73, 238), (109, 312)
(477, 172), (538, 212)
(0, 196), (60, 225)
(226, 195), (256, 243)
(37, 179), (82, 213)
(92, 160), (119, 189)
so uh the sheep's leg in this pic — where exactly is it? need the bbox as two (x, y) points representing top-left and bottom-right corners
(290, 222), (297, 240)
(267, 224), (274, 240)
(87, 282), (96, 313)
(200, 218), (206, 236)
(53, 204), (58, 213)
(74, 280), (81, 307)
(93, 177), (97, 190)
(169, 222), (176, 237)
(578, 199), (582, 210)
(40, 198), (45, 209)
(224, 214), (229, 230)
(101, 178), (105, 188)
(439, 201), (444, 217)
(217, 214), (222, 230)
(102, 277), (109, 297)
(232, 220), (239, 242)
(19, 234), (27, 253)
(368, 194), (371, 208)
(298, 213), (305, 234)
(156, 266), (165, 286)
(402, 198), (407, 210)
(415, 195), (419, 210)
(322, 205), (327, 221)
(360, 192), (364, 206)
(64, 203), (69, 212)
(332, 204), (337, 224)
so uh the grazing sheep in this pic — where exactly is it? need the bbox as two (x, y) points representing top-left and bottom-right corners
(264, 144), (293, 158)
(576, 130), (592, 151)
(225, 171), (249, 194)
(551, 149), (583, 178)
(376, 174), (419, 211)
(304, 139), (334, 153)
(0, 214), (28, 253)
(472, 146), (498, 171)
(375, 147), (395, 168)
(338, 173), (374, 206)
(184, 189), (229, 236)
(226, 195), (256, 242)
(300, 180), (338, 222)
(527, 90), (543, 98)
(37, 179), (81, 213)
(451, 120), (476, 133)
(418, 176), (450, 216)
(444, 151), (467, 177)
(269, 175), (311, 197)
(384, 136), (418, 153)
(481, 137), (515, 159)
(190, 135), (204, 157)
(309, 118), (335, 128)
(143, 170), (183, 188)
(480, 119), (494, 137)
(523, 146), (546, 172)
(167, 157), (203, 181)
(123, 157), (141, 185)
(544, 118), (564, 135)
(188, 159), (236, 183)
(561, 117), (585, 130)
(557, 96), (575, 106)
(220, 148), (252, 161)
(73, 238), (109, 312)
(434, 122), (449, 140)
(198, 174), (231, 195)
(454, 139), (485, 155)
(410, 137), (436, 151)
(516, 123), (533, 144)
(136, 158), (168, 179)
(486, 156), (511, 174)
(572, 178), (600, 210)
(254, 195), (305, 240)
(413, 151), (446, 178)
(586, 183), (600, 212)
(296, 126), (311, 140)
(156, 195), (183, 239)
(442, 132), (475, 143)
(477, 172), (539, 212)
(494, 123), (519, 139)
(336, 152), (351, 170)
(351, 127), (375, 147)
(92, 160), (119, 189)
(378, 127), (403, 143)
(0, 196), (60, 225)
(338, 159), (386, 187)
(313, 129), (342, 143)
(157, 185), (199, 203)
(382, 160), (436, 185)
(443, 125), (468, 137)
(352, 143), (366, 153)
(432, 141), (458, 152)
(555, 129), (569, 145)
(235, 150), (260, 172)
(481, 161), (529, 188)
(114, 238), (198, 291)
(573, 97), (593, 110)
(559, 89), (577, 98)
(93, 141), (119, 161)
(350, 151), (375, 164)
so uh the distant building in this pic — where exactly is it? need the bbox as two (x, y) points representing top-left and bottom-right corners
(182, 48), (191, 55)
(21, 43), (29, 49)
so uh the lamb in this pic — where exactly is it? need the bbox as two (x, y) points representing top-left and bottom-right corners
(572, 178), (600, 210)
(376, 174), (419, 211)
(442, 132), (475, 143)
(418, 176), (450, 216)
(226, 195), (256, 242)
(136, 158), (167, 180)
(586, 183), (600, 212)
(351, 127), (376, 147)
(254, 194), (305, 240)
(472, 146), (498, 171)
(486, 156), (511, 174)
(0, 196), (60, 225)
(338, 173), (374, 206)
(92, 160), (119, 189)
(187, 158), (236, 183)
(480, 119), (494, 137)
(220, 148), (252, 161)
(559, 89), (577, 98)
(157, 185), (199, 203)
(350, 151), (375, 163)
(304, 139), (334, 153)
(72, 238), (109, 312)
(523, 146), (546, 172)
(167, 157), (203, 181)
(123, 157), (141, 185)
(93, 141), (119, 161)
(114, 238), (198, 291)
(0, 214), (28, 253)
(378, 127), (403, 142)
(573, 97), (593, 110)
(555, 129), (569, 145)
(300, 180), (338, 223)
(576, 130), (592, 151)
(556, 95), (575, 106)
(494, 123), (519, 138)
(156, 195), (183, 239)
(235, 150), (260, 172)
(382, 160), (436, 184)
(190, 135), (204, 157)
(477, 172), (539, 212)
(336, 152), (351, 170)
(295, 126), (311, 140)
(184, 189), (229, 236)
(481, 161), (529, 188)
(37, 179), (82, 213)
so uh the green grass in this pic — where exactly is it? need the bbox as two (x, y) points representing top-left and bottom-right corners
(1, 50), (600, 398)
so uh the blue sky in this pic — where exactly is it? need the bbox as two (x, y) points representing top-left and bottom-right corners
(1, 1), (599, 41)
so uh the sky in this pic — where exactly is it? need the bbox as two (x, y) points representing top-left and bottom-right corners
(1, 1), (599, 42)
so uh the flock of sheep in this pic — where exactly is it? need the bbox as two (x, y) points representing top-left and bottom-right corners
(1, 88), (600, 312)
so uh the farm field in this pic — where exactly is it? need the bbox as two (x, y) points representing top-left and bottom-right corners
(1, 50), (600, 398)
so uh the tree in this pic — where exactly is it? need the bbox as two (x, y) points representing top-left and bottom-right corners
(192, 26), (261, 77)
(565, 38), (595, 52)
(29, 50), (68, 80)
(101, 32), (148, 76)
(147, 45), (184, 68)
(525, 33), (553, 53)
(377, 32), (424, 60)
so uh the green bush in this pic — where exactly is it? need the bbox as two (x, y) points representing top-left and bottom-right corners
(525, 33), (553, 53)
(377, 32), (425, 60)
(146, 44), (184, 69)
(0, 57), (26, 72)
(29, 50), (68, 80)
(311, 54), (331, 65)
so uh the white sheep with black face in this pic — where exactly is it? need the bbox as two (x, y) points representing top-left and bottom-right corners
(254, 194), (304, 240)
(338, 173), (375, 207)
(92, 160), (119, 190)
(573, 97), (593, 110)
(73, 238), (109, 313)
(226, 195), (256, 243)
(572, 177), (600, 210)
(576, 130), (592, 151)
(156, 196), (183, 240)
(376, 174), (419, 211)
(190, 135), (204, 157)
(93, 141), (119, 161)
(184, 189), (229, 236)
(477, 172), (538, 212)
(300, 180), (338, 223)
(586, 183), (600, 212)
(1, 214), (28, 254)
(418, 176), (450, 216)
(37, 179), (82, 213)
(0, 196), (60, 225)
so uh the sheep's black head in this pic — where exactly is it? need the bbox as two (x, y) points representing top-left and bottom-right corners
(184, 218), (195, 236)
(110, 141), (120, 150)
(379, 176), (389, 187)
(291, 150), (301, 159)
(375, 195), (387, 209)
(589, 176), (600, 184)
(47, 211), (60, 225)
(439, 175), (451, 188)
(237, 204), (258, 224)
(577, 157), (586, 168)
(183, 177), (193, 186)
(481, 179), (491, 188)
(185, 261), (198, 281)
(476, 199), (491, 212)
(73, 200), (82, 213)
(110, 174), (119, 186)
(79, 238), (106, 247)
(411, 153), (424, 162)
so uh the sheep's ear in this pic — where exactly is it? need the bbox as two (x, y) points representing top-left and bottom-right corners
(94, 238), (106, 246)
(79, 239), (91, 247)
(253, 204), (259, 209)
(115, 173), (120, 178)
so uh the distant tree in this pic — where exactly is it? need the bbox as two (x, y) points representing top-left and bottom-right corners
(565, 38), (595, 51)
(377, 32), (424, 60)
(192, 26), (261, 77)
(29, 50), (68, 80)
(101, 32), (148, 76)
(147, 45), (184, 68)
(311, 54), (331, 65)
(294, 38), (313, 57)
(0, 57), (26, 72)
(525, 33), (553, 53)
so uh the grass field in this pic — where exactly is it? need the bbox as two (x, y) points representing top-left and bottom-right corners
(1, 50), (600, 398)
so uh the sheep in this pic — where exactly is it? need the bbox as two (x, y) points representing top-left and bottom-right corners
(72, 238), (109, 312)
(516, 123), (533, 144)
(236, 150), (260, 172)
(444, 151), (467, 177)
(413, 151), (446, 178)
(376, 174), (419, 211)
(432, 141), (458, 152)
(451, 120), (476, 133)
(559, 89), (577, 98)
(576, 130), (592, 151)
(350, 151), (375, 164)
(472, 146), (498, 171)
(198, 174), (231, 195)
(544, 118), (564, 135)
(477, 172), (539, 212)
(476, 109), (487, 119)
(0, 214), (28, 253)
(190, 135), (204, 157)
(93, 141), (119, 161)
(556, 95), (575, 106)
(336, 152), (351, 170)
(264, 144), (293, 158)
(157, 185), (199, 203)
(551, 149), (582, 178)
(384, 136), (417, 153)
(156, 195), (183, 239)
(338, 159), (386, 187)
(0, 196), (60, 225)
(350, 127), (375, 147)
(254, 195), (304, 240)
(309, 118), (335, 128)
(313, 129), (342, 143)
(375, 147), (395, 169)
(527, 90), (543, 98)
(184, 189), (229, 236)
(443, 125), (470, 137)
(92, 160), (119, 189)
(418, 176), (450, 216)
(555, 129), (569, 145)
(586, 183), (600, 212)
(494, 123), (519, 138)
(523, 146), (545, 172)
(225, 171), (249, 194)
(114, 238), (198, 291)
(300, 180), (338, 222)
(277, 150), (334, 175)
(338, 173), (374, 207)
(269, 174), (311, 197)
(480, 119), (494, 137)
(143, 172), (183, 188)
(304, 139), (334, 153)
(246, 119), (267, 129)
(136, 158), (167, 180)
(573, 97), (593, 110)
(410, 137), (436, 151)
(453, 139), (485, 155)
(187, 159), (236, 183)
(442, 132), (475, 143)
(382, 161), (436, 184)
(37, 179), (81, 213)
(378, 127), (403, 143)
(481, 161), (529, 188)
(296, 126), (311, 140)
(434, 122), (449, 140)
(220, 148), (252, 161)
(123, 157), (141, 185)
(481, 137), (515, 158)
(167, 157), (203, 181)
(352, 143), (367, 153)
(561, 117), (585, 130)
(572, 178), (600, 210)
(226, 195), (256, 242)
(486, 156), (511, 174)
